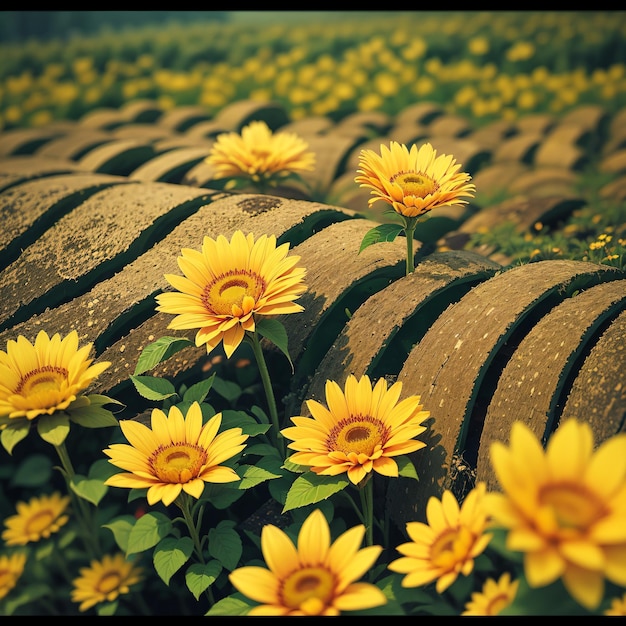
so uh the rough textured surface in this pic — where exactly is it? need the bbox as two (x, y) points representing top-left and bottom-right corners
(278, 218), (408, 371)
(476, 278), (626, 488)
(561, 309), (626, 442)
(386, 260), (623, 526)
(0, 172), (126, 253)
(0, 182), (213, 328)
(300, 250), (501, 406)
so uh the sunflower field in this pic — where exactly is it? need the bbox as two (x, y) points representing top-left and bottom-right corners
(1, 10), (626, 618)
(2, 11), (626, 129)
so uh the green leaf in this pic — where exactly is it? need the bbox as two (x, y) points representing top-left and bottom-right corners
(202, 483), (245, 509)
(358, 223), (404, 254)
(211, 376), (243, 403)
(134, 336), (194, 375)
(70, 473), (108, 506)
(208, 521), (242, 571)
(88, 458), (120, 482)
(103, 515), (137, 552)
(130, 375), (178, 401)
(186, 561), (222, 600)
(153, 536), (194, 585)
(205, 594), (254, 616)
(221, 409), (269, 437)
(396, 455), (419, 481)
(182, 373), (216, 404)
(255, 318), (293, 371)
(127, 512), (173, 556)
(237, 463), (282, 489)
(2, 584), (50, 616)
(68, 394), (121, 428)
(242, 442), (280, 458)
(37, 412), (70, 446)
(12, 454), (53, 487)
(250, 405), (270, 424)
(282, 472), (350, 513)
(0, 420), (30, 455)
(96, 601), (119, 616)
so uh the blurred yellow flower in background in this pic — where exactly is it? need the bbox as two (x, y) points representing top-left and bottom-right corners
(462, 572), (519, 616)
(485, 419), (626, 610)
(205, 120), (315, 189)
(71, 553), (143, 612)
(2, 492), (70, 546)
(0, 552), (27, 600)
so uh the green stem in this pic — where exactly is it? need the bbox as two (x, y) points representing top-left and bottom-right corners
(246, 331), (285, 460)
(176, 494), (215, 606)
(404, 219), (417, 275)
(54, 442), (101, 558)
(341, 489), (366, 526)
(358, 477), (375, 548)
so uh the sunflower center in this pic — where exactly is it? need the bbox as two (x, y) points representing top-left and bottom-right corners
(392, 171), (438, 198)
(251, 147), (271, 163)
(327, 415), (389, 456)
(431, 526), (474, 570)
(282, 566), (335, 613)
(487, 592), (511, 616)
(25, 510), (55, 535)
(96, 571), (122, 595)
(15, 365), (68, 397)
(540, 482), (608, 530)
(203, 270), (266, 316)
(150, 444), (207, 484)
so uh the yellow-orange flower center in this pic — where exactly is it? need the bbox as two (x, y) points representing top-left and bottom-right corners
(391, 171), (438, 198)
(149, 444), (207, 484)
(539, 482), (608, 530)
(431, 526), (474, 570)
(25, 510), (55, 535)
(282, 566), (335, 613)
(487, 592), (511, 615)
(203, 270), (266, 316)
(97, 571), (123, 595)
(326, 415), (390, 456)
(15, 365), (68, 397)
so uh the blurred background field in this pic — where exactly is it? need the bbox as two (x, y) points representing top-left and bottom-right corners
(2, 10), (626, 130)
(1, 10), (625, 268)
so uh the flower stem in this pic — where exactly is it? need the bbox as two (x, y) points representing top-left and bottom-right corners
(358, 476), (375, 547)
(246, 331), (285, 459)
(403, 218), (417, 275)
(54, 442), (101, 559)
(176, 493), (215, 606)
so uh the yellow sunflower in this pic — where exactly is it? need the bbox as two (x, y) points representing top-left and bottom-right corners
(281, 374), (429, 486)
(354, 141), (475, 218)
(461, 572), (519, 616)
(0, 552), (27, 600)
(0, 330), (110, 422)
(387, 482), (492, 593)
(485, 418), (626, 611)
(155, 230), (307, 358)
(71, 553), (143, 612)
(205, 120), (315, 188)
(604, 592), (626, 616)
(2, 492), (70, 546)
(229, 508), (386, 615)
(103, 401), (248, 506)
